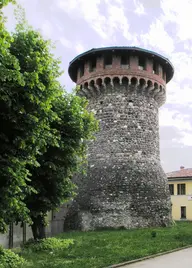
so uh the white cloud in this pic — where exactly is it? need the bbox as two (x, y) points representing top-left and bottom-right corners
(169, 52), (192, 83)
(60, 37), (72, 48)
(140, 19), (175, 54)
(141, 0), (160, 8)
(41, 21), (53, 37)
(57, 0), (107, 38)
(159, 107), (192, 146)
(159, 108), (192, 132)
(134, 0), (146, 15)
(107, 2), (130, 39)
(75, 43), (85, 54)
(57, 0), (80, 11)
(166, 81), (192, 106)
(60, 38), (85, 54)
(161, 0), (192, 41)
(179, 132), (192, 146)
(55, 23), (64, 32)
(57, 0), (131, 41)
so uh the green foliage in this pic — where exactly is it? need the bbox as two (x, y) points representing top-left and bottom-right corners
(0, 0), (15, 9)
(26, 94), (98, 223)
(151, 231), (157, 238)
(25, 93), (98, 239)
(23, 237), (74, 253)
(0, 5), (63, 231)
(0, 0), (31, 232)
(0, 246), (26, 268)
(0, 3), (98, 234)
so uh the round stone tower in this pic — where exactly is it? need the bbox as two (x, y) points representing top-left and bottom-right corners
(65, 46), (174, 231)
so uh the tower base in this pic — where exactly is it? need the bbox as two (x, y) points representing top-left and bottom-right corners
(64, 158), (172, 231)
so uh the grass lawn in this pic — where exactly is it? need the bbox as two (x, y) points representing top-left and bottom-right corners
(20, 222), (192, 268)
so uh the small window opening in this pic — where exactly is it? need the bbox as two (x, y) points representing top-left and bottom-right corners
(177, 184), (186, 195)
(138, 57), (146, 70)
(104, 54), (112, 68)
(79, 64), (84, 77)
(159, 65), (163, 77)
(163, 71), (166, 81)
(153, 61), (159, 75)
(121, 55), (129, 68)
(169, 184), (174, 195)
(89, 58), (96, 72)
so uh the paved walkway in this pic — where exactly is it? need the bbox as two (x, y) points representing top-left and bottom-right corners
(122, 248), (192, 267)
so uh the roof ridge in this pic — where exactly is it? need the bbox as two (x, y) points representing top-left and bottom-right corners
(167, 167), (192, 173)
(166, 168), (192, 178)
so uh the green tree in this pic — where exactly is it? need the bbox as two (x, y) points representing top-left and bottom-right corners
(9, 24), (98, 239)
(0, 0), (98, 236)
(26, 95), (97, 239)
(0, 3), (98, 237)
(0, 0), (15, 9)
(0, 0), (29, 232)
(0, 3), (62, 231)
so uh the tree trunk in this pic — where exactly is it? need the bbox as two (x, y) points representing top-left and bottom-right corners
(31, 217), (39, 240)
(38, 222), (46, 239)
(31, 216), (46, 240)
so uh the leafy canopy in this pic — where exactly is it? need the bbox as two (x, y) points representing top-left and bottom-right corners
(0, 2), (98, 234)
(26, 95), (97, 222)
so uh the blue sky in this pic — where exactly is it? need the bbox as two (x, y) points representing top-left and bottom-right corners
(3, 0), (192, 172)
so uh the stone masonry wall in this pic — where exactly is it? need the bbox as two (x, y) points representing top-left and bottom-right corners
(64, 82), (172, 231)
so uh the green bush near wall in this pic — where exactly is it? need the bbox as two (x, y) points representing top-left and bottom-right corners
(0, 246), (26, 268)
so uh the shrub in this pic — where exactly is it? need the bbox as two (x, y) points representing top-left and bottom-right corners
(0, 246), (26, 268)
(23, 237), (74, 252)
(151, 231), (157, 238)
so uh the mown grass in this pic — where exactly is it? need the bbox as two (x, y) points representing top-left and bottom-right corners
(20, 222), (192, 268)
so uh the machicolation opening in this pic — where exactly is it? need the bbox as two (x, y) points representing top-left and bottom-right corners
(113, 77), (120, 86)
(84, 82), (88, 89)
(122, 77), (129, 86)
(96, 78), (102, 87)
(131, 77), (137, 86)
(104, 77), (111, 86)
(139, 78), (146, 87)
(147, 80), (153, 88)
(89, 80), (95, 88)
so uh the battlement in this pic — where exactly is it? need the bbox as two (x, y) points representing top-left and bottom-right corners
(69, 46), (174, 82)
(77, 75), (166, 107)
(68, 47), (173, 107)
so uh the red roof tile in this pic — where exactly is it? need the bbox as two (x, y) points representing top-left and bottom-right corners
(166, 168), (192, 178)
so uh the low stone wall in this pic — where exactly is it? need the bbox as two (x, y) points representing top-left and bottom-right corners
(0, 208), (66, 248)
(0, 223), (33, 248)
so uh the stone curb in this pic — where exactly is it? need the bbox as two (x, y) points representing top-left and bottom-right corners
(105, 245), (192, 268)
